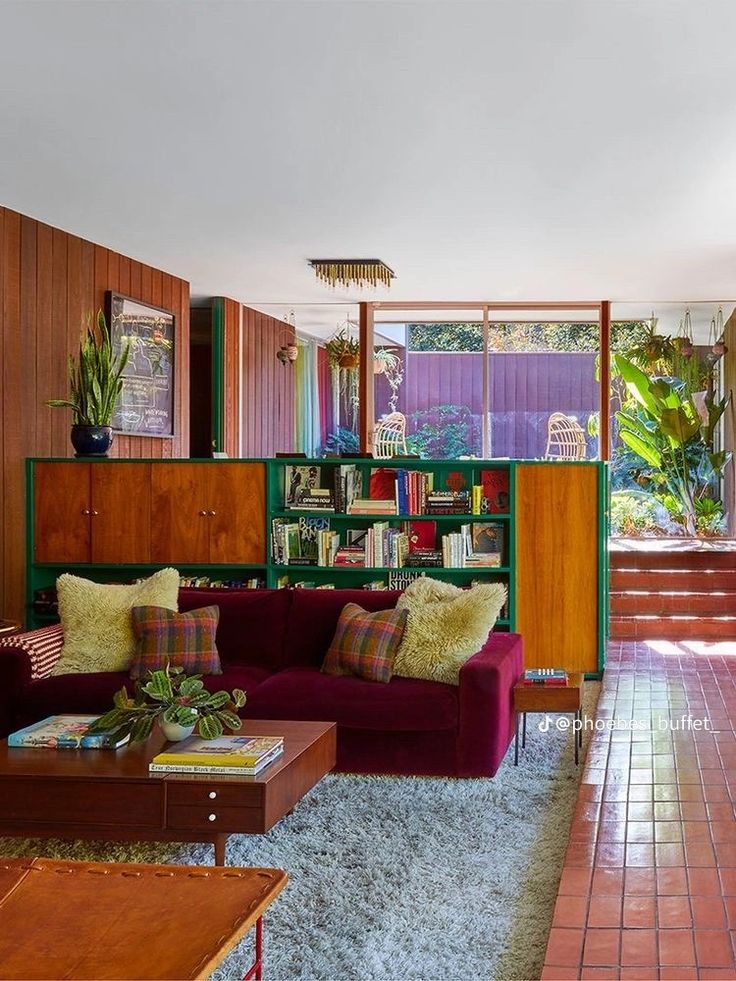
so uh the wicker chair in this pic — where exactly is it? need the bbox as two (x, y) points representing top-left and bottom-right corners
(544, 412), (587, 460)
(373, 412), (408, 458)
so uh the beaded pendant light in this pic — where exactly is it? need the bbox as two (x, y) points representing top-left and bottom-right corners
(308, 259), (395, 290)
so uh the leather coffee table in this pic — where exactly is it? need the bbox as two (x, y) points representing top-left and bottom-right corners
(0, 857), (287, 980)
(0, 719), (335, 864)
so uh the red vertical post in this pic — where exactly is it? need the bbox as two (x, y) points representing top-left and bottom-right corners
(599, 300), (611, 461)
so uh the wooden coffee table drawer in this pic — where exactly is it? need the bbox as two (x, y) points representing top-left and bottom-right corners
(167, 803), (265, 834)
(165, 780), (263, 809)
(0, 778), (163, 829)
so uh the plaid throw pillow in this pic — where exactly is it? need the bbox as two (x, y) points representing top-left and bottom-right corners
(321, 603), (408, 684)
(129, 605), (221, 679)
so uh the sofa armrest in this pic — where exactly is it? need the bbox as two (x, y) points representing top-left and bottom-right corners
(0, 625), (64, 737)
(456, 631), (524, 777)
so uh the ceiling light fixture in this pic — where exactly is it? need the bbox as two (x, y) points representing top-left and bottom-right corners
(308, 259), (395, 290)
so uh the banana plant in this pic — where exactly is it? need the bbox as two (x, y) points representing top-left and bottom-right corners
(47, 310), (131, 425)
(614, 355), (731, 536)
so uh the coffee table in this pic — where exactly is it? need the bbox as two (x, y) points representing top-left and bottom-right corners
(0, 719), (336, 864)
(0, 857), (286, 980)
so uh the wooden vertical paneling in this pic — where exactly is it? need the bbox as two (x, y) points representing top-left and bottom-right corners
(2, 211), (22, 621)
(220, 298), (242, 458)
(0, 206), (190, 622)
(239, 305), (295, 457)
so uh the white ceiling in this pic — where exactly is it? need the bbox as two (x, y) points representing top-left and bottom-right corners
(3, 0), (736, 308)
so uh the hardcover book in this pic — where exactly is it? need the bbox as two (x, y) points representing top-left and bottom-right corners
(8, 715), (129, 750)
(480, 469), (510, 513)
(471, 523), (504, 555)
(152, 734), (284, 768)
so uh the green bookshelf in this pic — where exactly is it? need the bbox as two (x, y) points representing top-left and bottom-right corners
(25, 456), (607, 675)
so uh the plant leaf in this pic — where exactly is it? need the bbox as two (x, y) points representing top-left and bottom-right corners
(197, 714), (223, 740)
(619, 429), (663, 468)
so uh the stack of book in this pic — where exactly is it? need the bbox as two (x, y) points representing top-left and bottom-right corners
(288, 488), (334, 512)
(149, 735), (284, 775)
(333, 544), (366, 566)
(425, 491), (471, 515)
(406, 548), (443, 568)
(523, 669), (568, 686)
(348, 498), (397, 515)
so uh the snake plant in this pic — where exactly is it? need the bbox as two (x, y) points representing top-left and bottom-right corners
(47, 310), (130, 425)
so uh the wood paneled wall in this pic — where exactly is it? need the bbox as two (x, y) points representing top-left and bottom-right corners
(0, 207), (190, 622)
(240, 305), (295, 456)
(220, 298), (242, 458)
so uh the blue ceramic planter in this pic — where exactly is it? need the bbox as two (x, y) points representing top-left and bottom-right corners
(70, 425), (114, 457)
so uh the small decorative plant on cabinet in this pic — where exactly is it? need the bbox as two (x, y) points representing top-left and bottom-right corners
(46, 310), (130, 457)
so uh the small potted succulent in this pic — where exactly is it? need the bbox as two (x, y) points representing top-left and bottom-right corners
(47, 310), (130, 457)
(88, 664), (246, 743)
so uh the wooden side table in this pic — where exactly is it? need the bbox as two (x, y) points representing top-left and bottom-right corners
(0, 620), (21, 637)
(513, 672), (585, 765)
(0, 857), (287, 980)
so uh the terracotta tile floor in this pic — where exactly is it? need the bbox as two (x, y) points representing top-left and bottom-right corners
(542, 639), (736, 980)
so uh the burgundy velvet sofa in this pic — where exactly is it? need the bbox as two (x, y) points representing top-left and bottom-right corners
(0, 588), (524, 777)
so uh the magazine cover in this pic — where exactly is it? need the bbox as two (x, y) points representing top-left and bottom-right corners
(471, 523), (504, 555)
(285, 465), (321, 506)
(8, 715), (128, 750)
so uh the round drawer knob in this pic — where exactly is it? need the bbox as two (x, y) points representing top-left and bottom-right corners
(208, 813), (217, 822)
(208, 791), (217, 800)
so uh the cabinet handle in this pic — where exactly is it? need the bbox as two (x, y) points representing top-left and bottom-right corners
(208, 791), (217, 800)
(90, 510), (99, 516)
(208, 813), (217, 822)
(208, 510), (217, 517)
(198, 510), (208, 517)
(81, 508), (90, 515)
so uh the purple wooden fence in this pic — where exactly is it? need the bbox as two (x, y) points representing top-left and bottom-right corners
(375, 351), (598, 458)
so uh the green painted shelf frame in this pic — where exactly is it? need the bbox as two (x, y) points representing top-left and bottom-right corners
(25, 457), (608, 675)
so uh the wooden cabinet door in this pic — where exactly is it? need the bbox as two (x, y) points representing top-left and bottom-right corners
(150, 464), (210, 564)
(515, 463), (600, 673)
(90, 464), (152, 564)
(207, 463), (266, 564)
(34, 462), (91, 564)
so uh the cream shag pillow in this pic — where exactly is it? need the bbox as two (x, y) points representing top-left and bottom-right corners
(52, 568), (180, 675)
(393, 579), (506, 685)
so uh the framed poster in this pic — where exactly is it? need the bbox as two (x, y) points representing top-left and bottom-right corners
(107, 292), (175, 437)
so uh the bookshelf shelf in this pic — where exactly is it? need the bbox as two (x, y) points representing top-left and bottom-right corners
(25, 457), (608, 674)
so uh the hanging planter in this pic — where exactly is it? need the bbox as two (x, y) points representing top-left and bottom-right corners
(325, 328), (360, 371)
(338, 352), (359, 369)
(709, 307), (728, 359)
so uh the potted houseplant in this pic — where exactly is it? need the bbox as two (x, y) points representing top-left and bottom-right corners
(47, 309), (130, 457)
(326, 328), (360, 369)
(88, 664), (246, 743)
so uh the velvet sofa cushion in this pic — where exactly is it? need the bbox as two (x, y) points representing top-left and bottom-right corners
(284, 589), (402, 668)
(245, 666), (458, 731)
(14, 665), (272, 730)
(178, 589), (291, 670)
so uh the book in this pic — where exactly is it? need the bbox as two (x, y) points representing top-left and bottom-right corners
(523, 669), (568, 686)
(8, 714), (130, 750)
(149, 742), (284, 775)
(152, 734), (284, 768)
(404, 520), (437, 552)
(299, 516), (330, 559)
(471, 523), (504, 555)
(481, 469), (510, 514)
(285, 465), (321, 506)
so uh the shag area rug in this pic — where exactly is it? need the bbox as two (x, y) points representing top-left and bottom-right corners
(0, 687), (598, 981)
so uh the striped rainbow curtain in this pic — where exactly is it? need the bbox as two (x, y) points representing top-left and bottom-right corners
(294, 340), (322, 455)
